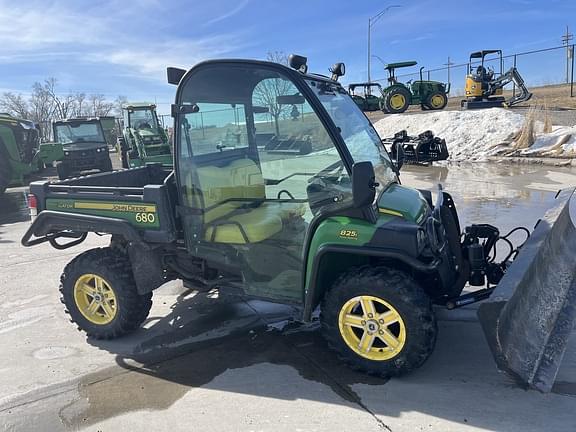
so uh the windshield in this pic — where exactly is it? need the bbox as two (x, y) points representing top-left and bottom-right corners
(306, 79), (397, 188)
(129, 108), (159, 130)
(54, 122), (106, 145)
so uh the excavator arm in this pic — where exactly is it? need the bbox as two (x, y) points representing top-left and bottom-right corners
(488, 67), (533, 107)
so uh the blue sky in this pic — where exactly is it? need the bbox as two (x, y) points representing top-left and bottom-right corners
(1, 0), (575, 114)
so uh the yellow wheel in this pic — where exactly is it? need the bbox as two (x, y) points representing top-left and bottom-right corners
(425, 92), (448, 110)
(73, 274), (117, 325)
(321, 267), (437, 377)
(390, 94), (406, 111)
(60, 248), (152, 339)
(338, 295), (406, 361)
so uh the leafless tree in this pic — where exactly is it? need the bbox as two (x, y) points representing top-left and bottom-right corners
(0, 92), (29, 118)
(253, 51), (294, 135)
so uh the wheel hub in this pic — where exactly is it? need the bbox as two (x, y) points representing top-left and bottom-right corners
(338, 295), (407, 361)
(73, 273), (117, 325)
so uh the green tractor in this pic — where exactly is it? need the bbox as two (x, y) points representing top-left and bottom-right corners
(117, 103), (172, 168)
(380, 61), (449, 114)
(348, 83), (383, 112)
(0, 113), (63, 194)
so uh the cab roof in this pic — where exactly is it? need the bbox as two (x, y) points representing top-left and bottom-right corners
(470, 50), (502, 59)
(385, 61), (417, 71)
(122, 102), (156, 110)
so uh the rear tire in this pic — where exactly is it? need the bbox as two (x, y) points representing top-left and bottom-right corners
(59, 247), (152, 339)
(0, 150), (12, 194)
(56, 162), (69, 180)
(321, 266), (437, 377)
(382, 87), (411, 114)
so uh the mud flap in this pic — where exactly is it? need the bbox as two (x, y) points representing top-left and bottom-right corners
(478, 187), (576, 392)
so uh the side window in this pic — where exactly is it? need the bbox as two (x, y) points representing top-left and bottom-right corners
(180, 103), (248, 157)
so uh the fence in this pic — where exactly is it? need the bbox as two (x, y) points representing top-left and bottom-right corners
(372, 44), (576, 99)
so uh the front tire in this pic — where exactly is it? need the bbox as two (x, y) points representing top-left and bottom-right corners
(60, 247), (152, 339)
(321, 266), (437, 377)
(100, 156), (113, 172)
(0, 151), (12, 194)
(425, 92), (448, 110)
(56, 162), (69, 180)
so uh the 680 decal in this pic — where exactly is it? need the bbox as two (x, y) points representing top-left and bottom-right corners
(135, 212), (156, 224)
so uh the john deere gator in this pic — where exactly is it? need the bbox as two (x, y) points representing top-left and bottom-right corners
(21, 55), (576, 392)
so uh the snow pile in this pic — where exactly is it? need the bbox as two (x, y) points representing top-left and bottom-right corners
(373, 108), (525, 160)
(520, 125), (576, 157)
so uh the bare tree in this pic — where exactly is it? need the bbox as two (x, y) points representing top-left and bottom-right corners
(0, 92), (30, 118)
(253, 51), (294, 135)
(87, 94), (114, 117)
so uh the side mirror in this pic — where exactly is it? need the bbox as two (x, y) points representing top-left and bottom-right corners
(352, 161), (378, 208)
(392, 142), (405, 172)
(167, 67), (186, 85)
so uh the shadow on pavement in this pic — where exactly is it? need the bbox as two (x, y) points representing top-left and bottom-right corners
(76, 287), (576, 432)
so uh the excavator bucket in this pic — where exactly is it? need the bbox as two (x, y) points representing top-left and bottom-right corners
(478, 187), (576, 392)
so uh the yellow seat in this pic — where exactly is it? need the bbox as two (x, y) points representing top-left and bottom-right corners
(204, 206), (282, 244)
(185, 157), (304, 244)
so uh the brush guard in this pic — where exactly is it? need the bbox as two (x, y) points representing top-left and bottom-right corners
(383, 130), (449, 165)
(477, 187), (576, 392)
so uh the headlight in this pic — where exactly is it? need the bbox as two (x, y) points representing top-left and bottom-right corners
(64, 151), (70, 156)
(96, 148), (101, 152)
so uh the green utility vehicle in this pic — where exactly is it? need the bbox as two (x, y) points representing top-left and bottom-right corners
(117, 103), (172, 168)
(0, 113), (63, 194)
(348, 83), (383, 112)
(381, 61), (449, 114)
(21, 56), (576, 391)
(53, 118), (113, 180)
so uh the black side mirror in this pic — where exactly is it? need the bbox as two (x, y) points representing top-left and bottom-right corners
(392, 142), (405, 172)
(167, 67), (186, 85)
(352, 161), (378, 208)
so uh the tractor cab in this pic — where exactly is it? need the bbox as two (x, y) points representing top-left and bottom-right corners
(118, 103), (172, 168)
(348, 82), (383, 112)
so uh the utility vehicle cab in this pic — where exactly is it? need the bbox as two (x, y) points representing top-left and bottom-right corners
(348, 83), (383, 112)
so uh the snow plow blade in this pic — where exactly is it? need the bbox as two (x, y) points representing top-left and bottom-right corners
(478, 187), (576, 392)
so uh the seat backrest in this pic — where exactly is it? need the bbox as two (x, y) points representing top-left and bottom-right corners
(187, 158), (266, 224)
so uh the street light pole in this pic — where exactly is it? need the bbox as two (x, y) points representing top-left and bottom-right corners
(367, 5), (401, 83)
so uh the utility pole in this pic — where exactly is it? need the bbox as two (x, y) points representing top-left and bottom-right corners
(443, 56), (455, 87)
(561, 25), (573, 83)
(367, 5), (401, 83)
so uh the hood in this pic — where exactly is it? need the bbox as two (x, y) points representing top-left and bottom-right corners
(63, 141), (107, 151)
(377, 183), (429, 224)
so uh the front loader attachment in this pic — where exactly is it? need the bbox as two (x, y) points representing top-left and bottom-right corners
(478, 187), (576, 392)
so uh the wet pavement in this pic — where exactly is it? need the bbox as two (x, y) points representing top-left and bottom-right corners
(0, 162), (575, 431)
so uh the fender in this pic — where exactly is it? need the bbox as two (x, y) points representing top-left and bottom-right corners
(21, 210), (147, 248)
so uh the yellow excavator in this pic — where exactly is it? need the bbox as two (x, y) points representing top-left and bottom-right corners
(461, 49), (532, 109)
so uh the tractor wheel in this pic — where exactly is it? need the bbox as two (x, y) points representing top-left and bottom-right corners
(321, 266), (437, 377)
(56, 162), (69, 180)
(59, 247), (152, 339)
(425, 92), (448, 110)
(382, 87), (411, 114)
(0, 151), (12, 194)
